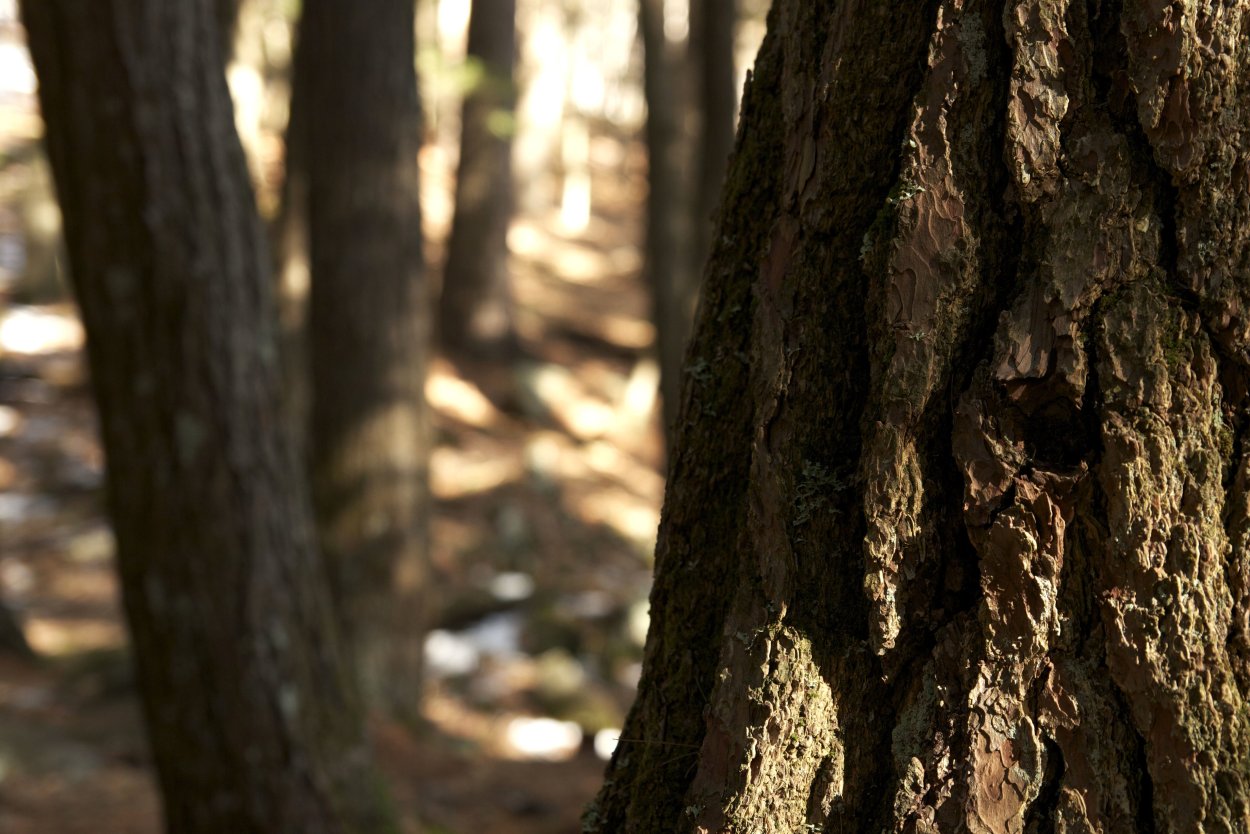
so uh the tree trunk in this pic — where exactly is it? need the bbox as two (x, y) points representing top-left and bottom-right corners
(588, 2), (1250, 832)
(302, 0), (429, 717)
(689, 0), (737, 273)
(214, 0), (239, 57)
(640, 0), (694, 447)
(274, 0), (312, 456)
(0, 598), (33, 659)
(19, 2), (395, 832)
(440, 0), (519, 360)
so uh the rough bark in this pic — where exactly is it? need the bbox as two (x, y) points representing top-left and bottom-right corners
(640, 0), (695, 446)
(302, 0), (429, 717)
(588, 2), (1250, 832)
(19, 2), (395, 832)
(440, 0), (519, 360)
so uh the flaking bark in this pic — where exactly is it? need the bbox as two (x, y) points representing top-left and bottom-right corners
(588, 1), (1250, 832)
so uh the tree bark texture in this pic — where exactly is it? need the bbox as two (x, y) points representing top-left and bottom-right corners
(440, 0), (519, 359)
(640, 0), (696, 445)
(588, 1), (1250, 832)
(302, 0), (429, 717)
(19, 2), (395, 832)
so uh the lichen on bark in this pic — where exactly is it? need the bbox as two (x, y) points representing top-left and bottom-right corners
(1097, 282), (1250, 831)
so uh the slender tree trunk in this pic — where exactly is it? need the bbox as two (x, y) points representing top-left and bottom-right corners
(689, 0), (737, 273)
(440, 0), (519, 360)
(274, 1), (313, 461)
(0, 598), (32, 659)
(19, 3), (395, 832)
(640, 0), (694, 447)
(588, 2), (1250, 832)
(214, 0), (239, 57)
(302, 0), (429, 717)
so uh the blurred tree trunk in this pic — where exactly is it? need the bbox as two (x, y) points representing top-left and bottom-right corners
(0, 598), (32, 659)
(214, 0), (239, 58)
(689, 0), (737, 273)
(440, 0), (519, 360)
(275, 0), (312, 453)
(19, 2), (395, 832)
(588, 1), (1250, 832)
(639, 0), (693, 447)
(301, 0), (429, 717)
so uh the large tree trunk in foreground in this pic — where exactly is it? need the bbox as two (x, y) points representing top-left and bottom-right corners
(20, 3), (394, 832)
(440, 0), (519, 360)
(302, 0), (429, 717)
(589, 2), (1250, 832)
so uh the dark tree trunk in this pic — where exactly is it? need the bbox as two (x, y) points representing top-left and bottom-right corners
(302, 0), (429, 717)
(214, 0), (239, 57)
(640, 0), (694, 446)
(19, 2), (395, 832)
(440, 0), (519, 360)
(588, 2), (1250, 832)
(0, 598), (33, 659)
(689, 0), (737, 272)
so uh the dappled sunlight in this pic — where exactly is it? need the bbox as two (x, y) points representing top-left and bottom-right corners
(0, 41), (34, 97)
(558, 118), (592, 233)
(525, 363), (618, 440)
(512, 269), (655, 352)
(551, 240), (641, 286)
(508, 222), (643, 286)
(582, 438), (664, 499)
(0, 305), (82, 355)
(509, 223), (636, 285)
(502, 716), (582, 761)
(420, 143), (458, 236)
(0, 403), (17, 436)
(426, 358), (505, 429)
(568, 489), (659, 552)
(431, 445), (525, 500)
(418, 691), (589, 765)
(24, 616), (125, 657)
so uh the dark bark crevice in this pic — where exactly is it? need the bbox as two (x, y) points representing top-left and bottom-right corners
(1223, 410), (1250, 700)
(1117, 683), (1160, 834)
(1023, 732), (1064, 834)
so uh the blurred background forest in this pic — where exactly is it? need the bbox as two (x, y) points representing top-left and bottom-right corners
(0, 0), (766, 831)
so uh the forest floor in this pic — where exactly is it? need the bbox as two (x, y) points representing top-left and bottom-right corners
(0, 23), (666, 833)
